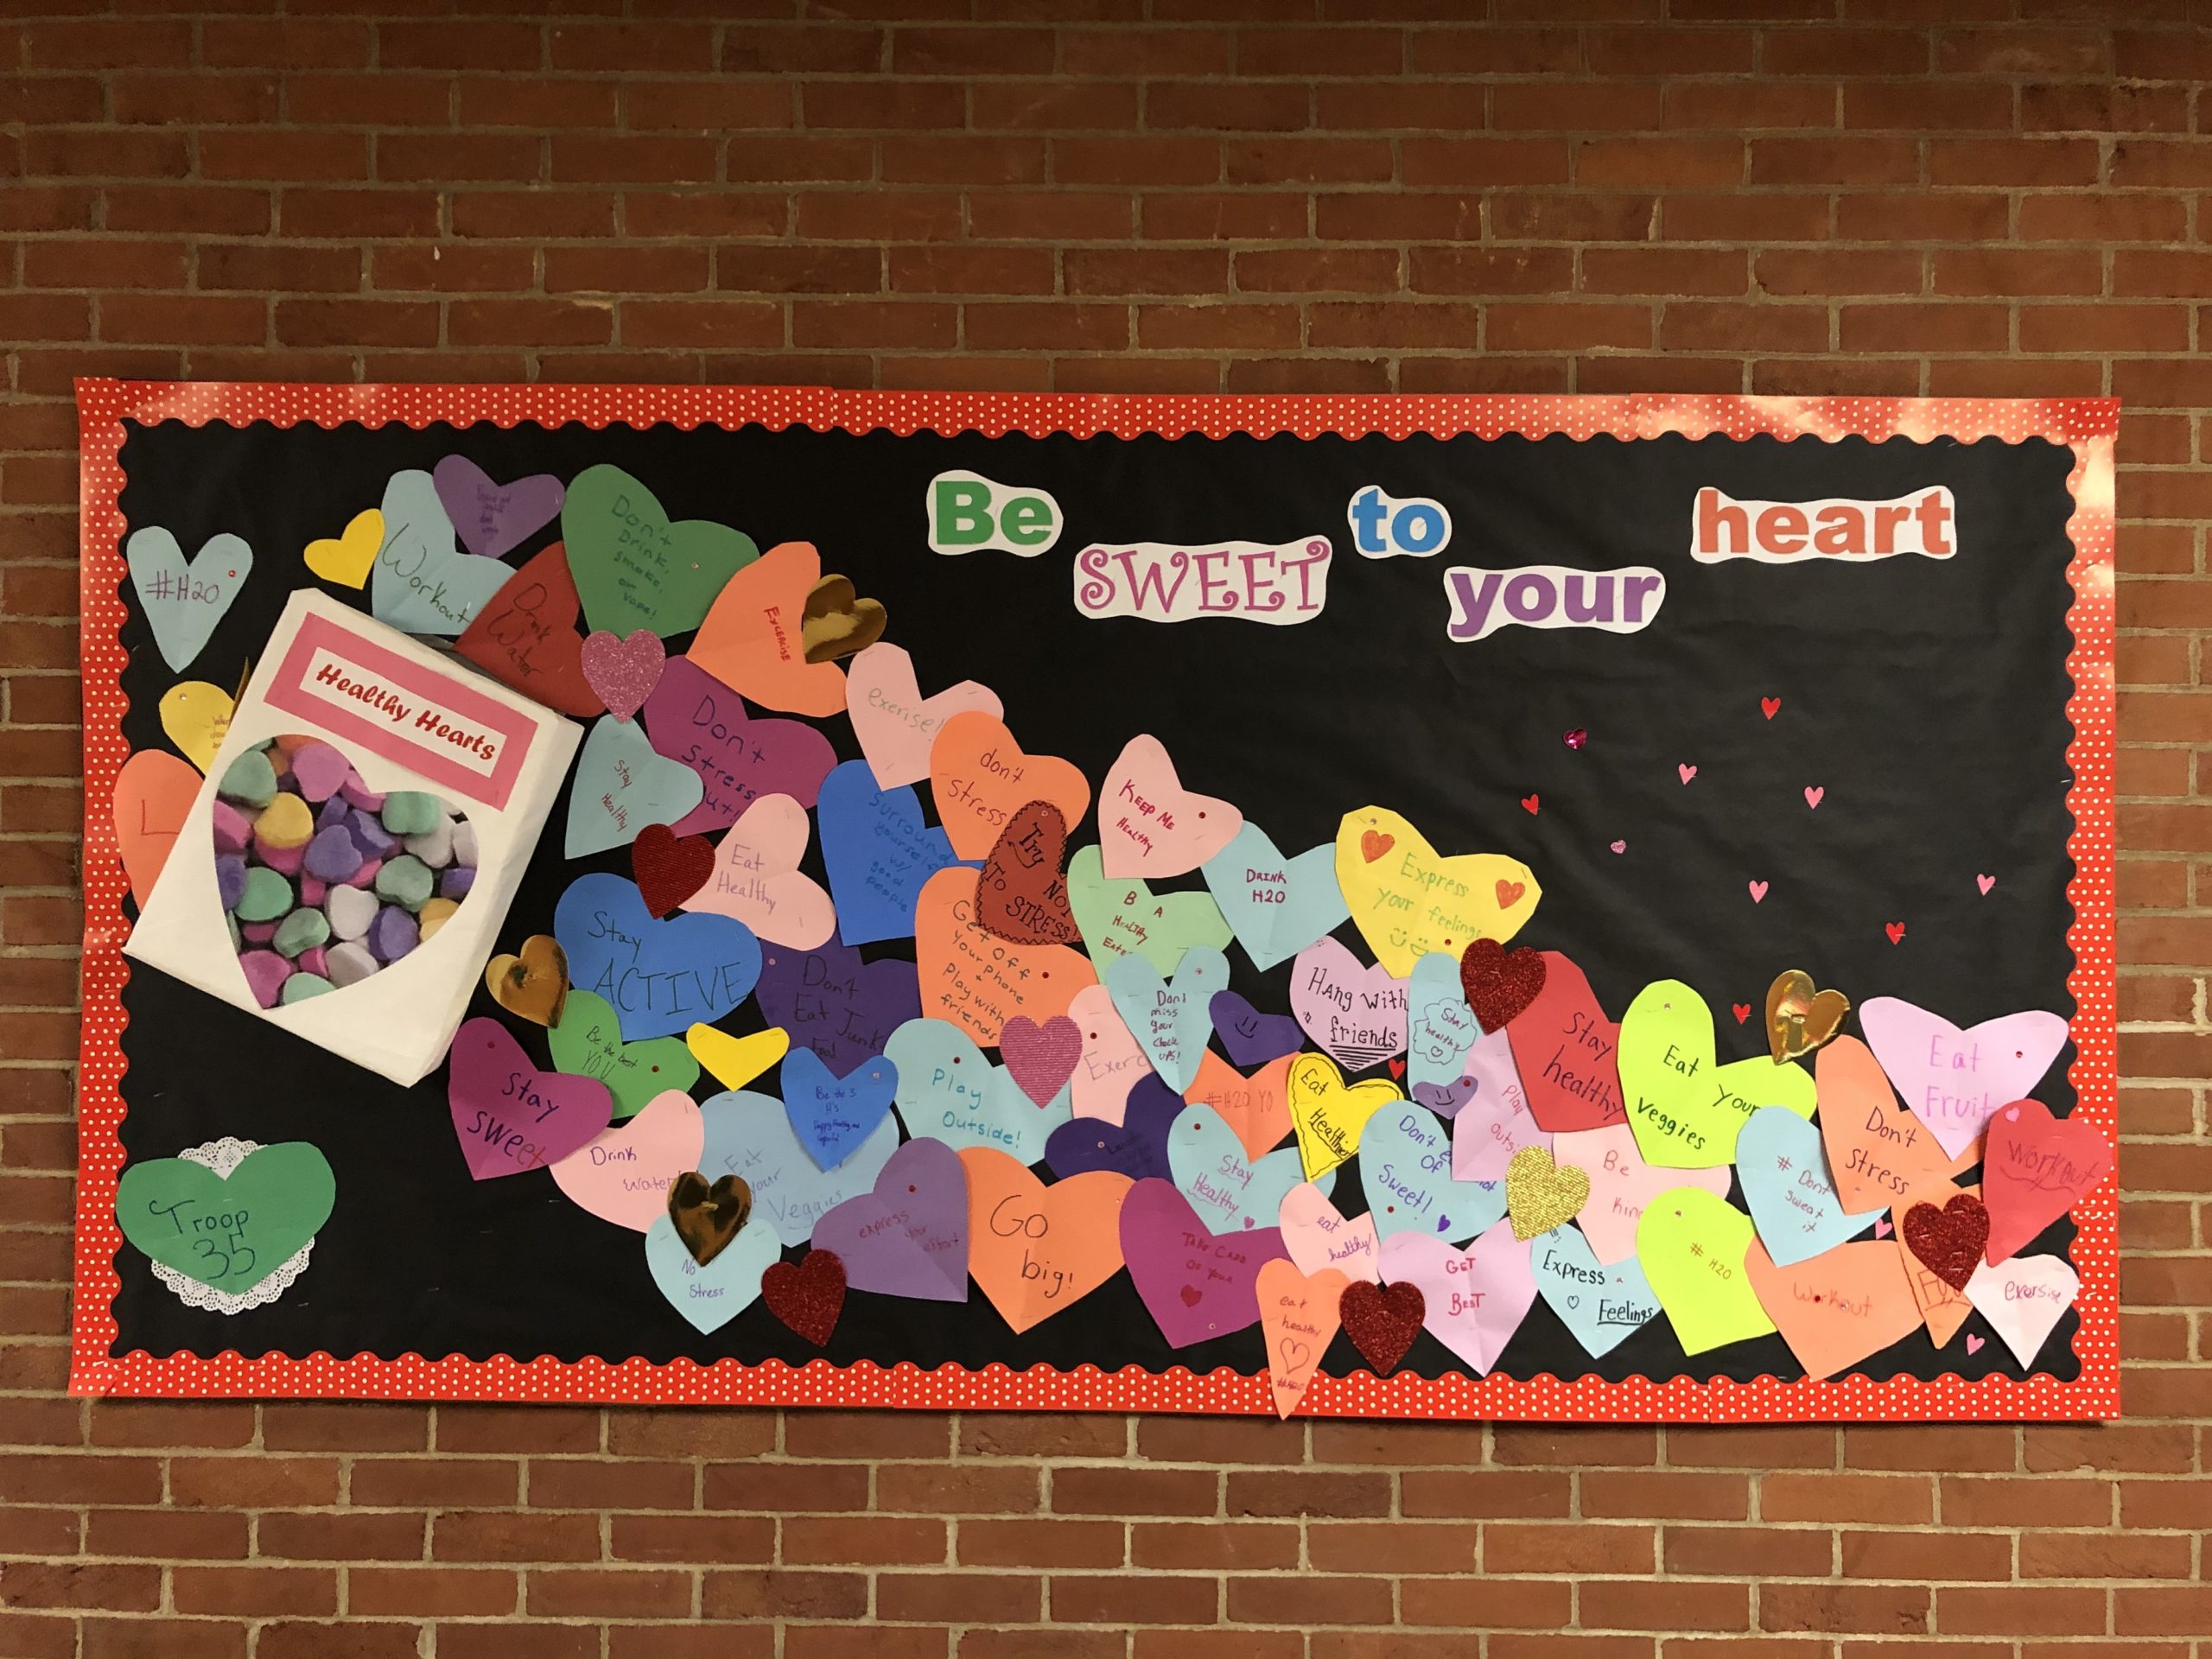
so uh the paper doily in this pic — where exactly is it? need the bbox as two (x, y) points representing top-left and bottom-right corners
(144, 1138), (316, 1316)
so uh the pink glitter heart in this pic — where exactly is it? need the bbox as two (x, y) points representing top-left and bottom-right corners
(1001, 1014), (1083, 1107)
(580, 629), (667, 722)
(1562, 728), (1587, 749)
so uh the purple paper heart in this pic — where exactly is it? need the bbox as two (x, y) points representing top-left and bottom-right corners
(642, 656), (837, 836)
(579, 628), (666, 723)
(1210, 990), (1304, 1068)
(811, 1135), (969, 1302)
(1046, 1074), (1182, 1182)
(432, 454), (565, 559)
(1413, 1077), (1479, 1115)
(754, 933), (920, 1077)
(1001, 1014), (1081, 1108)
(447, 1017), (613, 1180)
(1119, 1178), (1288, 1350)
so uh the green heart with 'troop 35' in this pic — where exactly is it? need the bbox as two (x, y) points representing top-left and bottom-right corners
(115, 1142), (336, 1294)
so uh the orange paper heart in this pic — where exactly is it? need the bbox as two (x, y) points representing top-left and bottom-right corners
(1258, 1258), (1347, 1420)
(960, 1146), (1132, 1335)
(1184, 1050), (1294, 1164)
(1745, 1237), (1923, 1380)
(114, 748), (202, 907)
(689, 541), (849, 717)
(915, 868), (1096, 1046)
(928, 711), (1093, 861)
(1815, 1035), (1970, 1214)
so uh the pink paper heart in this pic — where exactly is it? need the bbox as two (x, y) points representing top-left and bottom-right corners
(1278, 1179), (1381, 1283)
(1977, 874), (1996, 895)
(1982, 1098), (2109, 1265)
(844, 643), (1002, 791)
(1378, 1218), (1537, 1376)
(1964, 1332), (1986, 1355)
(1964, 1254), (2079, 1368)
(1290, 935), (1408, 1074)
(1748, 880), (1768, 903)
(1610, 840), (1626, 855)
(1449, 1037), (1549, 1183)
(549, 1088), (704, 1232)
(447, 1017), (613, 1180)
(1001, 1014), (1082, 1108)
(1069, 984), (1150, 1124)
(579, 628), (667, 722)
(1875, 1218), (1893, 1239)
(1098, 733), (1244, 880)
(1859, 998), (2070, 1161)
(1677, 763), (1697, 785)
(680, 792), (836, 950)
(1803, 785), (1824, 810)
(1551, 1122), (1732, 1266)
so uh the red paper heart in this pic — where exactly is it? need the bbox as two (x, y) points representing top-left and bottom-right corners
(1902, 1193), (1989, 1291)
(1983, 1099), (2110, 1265)
(1519, 795), (1540, 816)
(1761, 696), (1782, 720)
(1732, 1002), (1751, 1024)
(1885, 922), (1906, 944)
(976, 800), (1079, 946)
(455, 542), (605, 717)
(632, 823), (715, 920)
(1386, 1058), (1407, 1080)
(1359, 830), (1394, 864)
(1459, 939), (1547, 1033)
(763, 1249), (846, 1347)
(1339, 1280), (1425, 1376)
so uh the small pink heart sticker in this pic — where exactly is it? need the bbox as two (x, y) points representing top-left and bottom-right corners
(1748, 880), (1769, 903)
(1677, 763), (1697, 785)
(1610, 840), (1626, 855)
(1803, 785), (1824, 810)
(1977, 874), (1996, 895)
(1965, 1333), (1986, 1355)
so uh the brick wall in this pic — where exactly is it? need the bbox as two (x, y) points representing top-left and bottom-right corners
(3, 4), (2209, 1656)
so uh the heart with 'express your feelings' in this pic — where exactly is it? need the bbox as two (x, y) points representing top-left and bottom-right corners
(454, 542), (605, 717)
(486, 934), (569, 1028)
(814, 760), (971, 947)
(680, 792), (836, 950)
(1551, 1122), (1731, 1267)
(1745, 1238), (1923, 1381)
(128, 527), (254, 671)
(1504, 951), (1625, 1133)
(304, 508), (384, 589)
(1335, 806), (1541, 977)
(1530, 1224), (1659, 1358)
(686, 1025), (788, 1094)
(550, 1088), (705, 1232)
(1108, 946), (1230, 1094)
(1211, 990), (1303, 1068)
(1067, 984), (1147, 1122)
(779, 1046), (899, 1173)
(1120, 1178), (1287, 1349)
(975, 800), (1079, 947)
(555, 872), (760, 1042)
(579, 628), (666, 722)
(1764, 969), (1849, 1064)
(1980, 1098), (2109, 1266)
(370, 470), (514, 637)
(1460, 939), (1547, 1033)
(916, 868), (1095, 1046)
(689, 542), (849, 716)
(1046, 1073), (1180, 1182)
(930, 711), (1093, 863)
(1259, 1259), (1347, 1420)
(1280, 1180), (1381, 1283)
(698, 1089), (899, 1247)
(1287, 1050), (1404, 1181)
(566, 714), (704, 859)
(116, 1142), (336, 1294)
(159, 681), (234, 774)
(1857, 997), (2069, 1162)
(1338, 1278), (1425, 1375)
(1169, 1102), (1329, 1236)
(432, 455), (565, 560)
(763, 1250), (848, 1345)
(1902, 1192), (1989, 1290)
(844, 642), (1001, 791)
(1815, 1034), (1967, 1215)
(811, 1135), (970, 1303)
(799, 573), (887, 665)
(561, 463), (758, 639)
(887, 1017), (1073, 1166)
(1380, 1220), (1537, 1376)
(1097, 734), (1243, 880)
(1292, 936), (1408, 1076)
(1360, 1103), (1504, 1246)
(1184, 1049), (1294, 1164)
(630, 823), (715, 920)
(640, 656), (837, 837)
(960, 1147), (1133, 1335)
(115, 748), (200, 906)
(645, 1211), (775, 1333)
(665, 1170), (753, 1266)
(1504, 1144), (1589, 1240)
(1201, 819), (1350, 973)
(1618, 979), (1815, 1169)
(1637, 1186), (1774, 1355)
(1001, 1014), (1082, 1108)
(447, 1017), (613, 1180)
(1736, 1105), (1885, 1268)
(755, 934), (918, 1076)
(1066, 845), (1232, 976)
(547, 989), (698, 1121)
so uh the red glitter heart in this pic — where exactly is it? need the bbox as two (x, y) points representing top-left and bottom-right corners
(631, 822), (715, 920)
(763, 1249), (847, 1347)
(1563, 728), (1587, 749)
(1339, 1280), (1425, 1376)
(1459, 939), (1548, 1033)
(1903, 1194), (1989, 1291)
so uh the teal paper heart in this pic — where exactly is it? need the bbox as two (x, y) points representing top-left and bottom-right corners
(644, 1213), (778, 1333)
(1065, 845), (1232, 975)
(562, 464), (759, 639)
(1738, 1105), (1884, 1268)
(886, 1017), (1072, 1165)
(370, 470), (515, 637)
(697, 1089), (899, 1248)
(1359, 1103), (1505, 1245)
(1168, 1102), (1331, 1235)
(1407, 951), (1481, 1096)
(566, 714), (707, 857)
(1530, 1224), (1658, 1358)
(115, 1141), (335, 1294)
(1106, 946), (1230, 1094)
(1201, 821), (1349, 972)
(127, 528), (253, 672)
(547, 989), (700, 1121)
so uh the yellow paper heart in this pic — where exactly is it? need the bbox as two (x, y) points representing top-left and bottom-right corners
(1505, 1145), (1591, 1240)
(1618, 979), (1815, 1170)
(158, 681), (235, 773)
(1334, 806), (1541, 977)
(305, 508), (385, 589)
(686, 1024), (790, 1092)
(1637, 1187), (1777, 1356)
(1287, 1051), (1402, 1181)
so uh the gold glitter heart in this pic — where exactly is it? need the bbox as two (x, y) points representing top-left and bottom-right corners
(800, 574), (887, 664)
(1764, 969), (1850, 1065)
(485, 934), (569, 1029)
(1506, 1145), (1590, 1241)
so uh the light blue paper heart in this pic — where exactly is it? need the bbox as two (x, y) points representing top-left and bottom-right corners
(1359, 1103), (1506, 1245)
(1167, 1102), (1332, 1235)
(1407, 951), (1481, 1098)
(1530, 1224), (1658, 1357)
(1106, 946), (1230, 1093)
(698, 1088), (899, 1248)
(1738, 1104), (1885, 1268)
(566, 713), (707, 857)
(1200, 821), (1350, 972)
(816, 760), (974, 945)
(779, 1046), (899, 1173)
(554, 872), (760, 1041)
(126, 528), (253, 672)
(644, 1212), (779, 1333)
(885, 1018), (1072, 1165)
(371, 469), (514, 637)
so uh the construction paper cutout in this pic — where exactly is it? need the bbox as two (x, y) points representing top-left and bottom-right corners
(304, 507), (383, 589)
(115, 748), (200, 906)
(1335, 806), (1541, 977)
(1903, 1192), (1988, 1290)
(565, 714), (706, 858)
(756, 933), (920, 1075)
(1738, 1106), (1885, 1267)
(885, 1017), (1074, 1165)
(1765, 969), (1849, 1064)
(763, 1249), (848, 1344)
(1068, 984), (1147, 1122)
(1507, 951), (1625, 1133)
(433, 455), (565, 559)
(1169, 1102), (1330, 1236)
(1618, 979), (1816, 1168)
(1259, 1259), (1348, 1420)
(1894, 1175), (1981, 1347)
(1982, 1098), (2110, 1265)
(1817, 1034), (1967, 1215)
(1291, 936), (1408, 1074)
(960, 1147), (1132, 1335)
(645, 1212), (776, 1334)
(1185, 1049), (1294, 1164)
(685, 1024), (788, 1094)
(486, 934), (570, 1029)
(554, 872), (761, 1042)
(915, 868), (1095, 1046)
(1378, 1217), (1537, 1376)
(690, 542), (849, 716)
(1340, 1279), (1425, 1374)
(1120, 1178), (1287, 1349)
(1449, 1039), (1548, 1181)
(682, 793), (836, 950)
(1531, 1224), (1659, 1358)
(562, 463), (759, 639)
(1637, 1186), (1775, 1355)
(454, 541), (604, 717)
(665, 1169), (751, 1265)
(698, 1087), (899, 1248)
(631, 823), (714, 921)
(779, 1046), (899, 1173)
(159, 681), (234, 773)
(1065, 845), (1232, 975)
(1407, 951), (1479, 1102)
(1504, 1145), (1589, 1240)
(548, 989), (698, 1122)
(1046, 1075), (1179, 1182)
(816, 760), (971, 947)
(1459, 940), (1547, 1033)
(580, 628), (666, 722)
(930, 711), (1092, 861)
(813, 1135), (971, 1303)
(799, 573), (886, 664)
(549, 1089), (705, 1233)
(1280, 1181), (1382, 1283)
(1202, 820), (1349, 971)
(1745, 1237), (1923, 1379)
(1002, 1014), (1083, 1108)
(1859, 997), (2070, 1160)
(128, 527), (253, 671)
(641, 656), (838, 839)
(1211, 990), (1304, 1068)
(975, 800), (1079, 947)
(845, 642), (1002, 791)
(1362, 1103), (1506, 1245)
(1106, 946), (1230, 1093)
(1288, 1050), (1402, 1181)
(115, 1141), (334, 1295)
(1964, 1253), (2080, 1367)
(1553, 1122), (1730, 1267)
(447, 1016), (613, 1179)
(371, 471), (512, 637)
(1097, 734), (1243, 879)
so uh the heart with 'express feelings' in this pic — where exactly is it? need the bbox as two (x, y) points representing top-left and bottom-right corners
(1447, 1033), (1547, 1180)
(561, 463), (758, 639)
(1259, 1259), (1347, 1420)
(1736, 1105), (1885, 1267)
(432, 454), (565, 559)
(1360, 1103), (1504, 1245)
(550, 1088), (705, 1232)
(811, 1135), (970, 1302)
(1338, 1279), (1426, 1374)
(486, 934), (570, 1028)
(1505, 951), (1625, 1134)
(566, 714), (705, 859)
(799, 573), (887, 665)
(1107, 946), (1230, 1094)
(645, 1211), (777, 1333)
(1001, 1014), (1083, 1108)
(815, 760), (971, 947)
(630, 823), (715, 921)
(1211, 990), (1304, 1068)
(554, 872), (761, 1042)
(1407, 951), (1480, 1104)
(844, 642), (1002, 791)
(579, 628), (666, 722)
(1280, 1180), (1382, 1283)
(370, 470), (514, 637)
(1529, 1224), (1659, 1358)
(447, 1017), (613, 1180)
(1618, 979), (1815, 1168)
(763, 1249), (848, 1344)
(680, 793), (836, 950)
(1902, 1192), (1989, 1290)
(547, 989), (699, 1120)
(665, 1170), (752, 1265)
(1745, 1237), (1923, 1380)
(1066, 845), (1233, 976)
(1980, 1098), (2109, 1265)
(641, 656), (837, 837)
(1120, 1178), (1287, 1349)
(1066, 984), (1148, 1123)
(885, 1017), (1073, 1165)
(160, 681), (235, 773)
(1964, 1253), (2080, 1368)
(1504, 1144), (1589, 1240)
(686, 1025), (789, 1094)
(1046, 1074), (1180, 1182)
(975, 800), (1079, 947)
(754, 933), (919, 1075)
(689, 542), (851, 716)
(1552, 1122), (1732, 1267)
(915, 868), (1094, 1046)
(116, 1141), (335, 1294)
(304, 508), (383, 590)
(1287, 1050), (1404, 1181)
(129, 526), (254, 671)
(1292, 936), (1409, 1076)
(1764, 968), (1849, 1064)
(1184, 1049), (1294, 1164)
(698, 1088), (899, 1247)
(454, 542), (604, 717)
(1379, 1218), (1537, 1376)
(1096, 734), (1243, 879)
(1459, 939), (1548, 1033)
(1857, 997), (2069, 1161)
(1637, 1186), (1775, 1355)
(929, 711), (1093, 862)
(1815, 1034), (1967, 1215)
(116, 748), (200, 906)
(1335, 806), (1541, 977)
(1201, 819), (1350, 972)
(779, 1046), (899, 1173)
(961, 1147), (1133, 1335)
(1169, 1102), (1331, 1236)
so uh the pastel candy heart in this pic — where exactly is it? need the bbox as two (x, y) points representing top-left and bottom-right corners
(1097, 734), (1243, 879)
(370, 470), (513, 636)
(454, 541), (605, 717)
(1859, 998), (2070, 1161)
(1553, 1122), (1731, 1267)
(1184, 1049), (1294, 1164)
(812, 1135), (971, 1302)
(916, 868), (1096, 1046)
(547, 989), (700, 1121)
(562, 463), (759, 639)
(1068, 984), (1148, 1123)
(566, 714), (707, 858)
(929, 712), (1092, 861)
(115, 1142), (334, 1294)
(1065, 845), (1232, 976)
(128, 527), (253, 671)
(1964, 1253), (2080, 1368)
(886, 1017), (1073, 1165)
(682, 792), (836, 950)
(1211, 990), (1303, 1068)
(690, 541), (849, 716)
(1506, 950), (1626, 1133)
(1378, 1218), (1537, 1376)
(1743, 1236), (1923, 1379)
(645, 1212), (778, 1333)
(554, 873), (761, 1042)
(754, 933), (919, 1076)
(1450, 1042), (1549, 1184)
(1120, 1177), (1287, 1349)
(960, 1147), (1131, 1335)
(1258, 1259), (1348, 1420)
(1169, 1102), (1331, 1236)
(433, 454), (565, 559)
(1287, 1051), (1403, 1181)
(1291, 936), (1408, 1075)
(1360, 1103), (1505, 1245)
(642, 657), (838, 838)
(549, 1088), (705, 1232)
(1816, 1034), (1969, 1215)
(1105, 947), (1228, 1095)
(1202, 820), (1348, 972)
(579, 628), (667, 722)
(698, 1087), (899, 1247)
(1637, 1186), (1775, 1355)
(779, 1046), (899, 1173)
(1001, 1014), (1083, 1109)
(816, 760), (973, 946)
(1278, 1180), (1381, 1283)
(1618, 979), (1815, 1168)
(1335, 806), (1541, 978)
(1406, 951), (1480, 1101)
(1738, 1104), (1885, 1268)
(1981, 1098), (2110, 1266)
(845, 643), (1003, 791)
(1046, 1075), (1180, 1183)
(447, 1016), (614, 1179)
(159, 681), (234, 773)
(115, 748), (200, 906)
(304, 507), (383, 590)
(1530, 1224), (1659, 1358)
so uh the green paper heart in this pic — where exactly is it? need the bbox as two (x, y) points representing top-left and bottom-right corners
(1065, 844), (1232, 976)
(1618, 978), (1816, 1170)
(562, 463), (759, 639)
(548, 988), (701, 1121)
(115, 1142), (336, 1294)
(1637, 1186), (1775, 1356)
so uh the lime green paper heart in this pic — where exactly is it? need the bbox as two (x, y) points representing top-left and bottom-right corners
(549, 988), (701, 1121)
(562, 464), (759, 639)
(115, 1142), (335, 1294)
(1637, 1186), (1776, 1356)
(1065, 844), (1232, 976)
(1618, 978), (1815, 1169)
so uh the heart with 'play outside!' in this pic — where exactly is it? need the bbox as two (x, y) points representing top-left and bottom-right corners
(454, 542), (605, 717)
(961, 1147), (1132, 1335)
(447, 1017), (613, 1179)
(764, 1249), (848, 1344)
(1737, 1105), (1885, 1267)
(565, 714), (704, 858)
(1001, 1014), (1082, 1108)
(1964, 1253), (2079, 1367)
(681, 793), (836, 950)
(1202, 819), (1349, 972)
(686, 1024), (788, 1094)
(1169, 1102), (1331, 1235)
(1746, 1237), (1923, 1379)
(1379, 1218), (1537, 1376)
(370, 471), (514, 637)
(116, 1141), (335, 1293)
(1121, 1178), (1287, 1349)
(486, 934), (569, 1028)
(128, 526), (254, 671)
(1288, 1050), (1403, 1181)
(160, 682), (235, 773)
(815, 760), (971, 947)
(304, 508), (384, 589)
(1259, 1259), (1348, 1419)
(1097, 734), (1243, 879)
(554, 872), (760, 1042)
(1335, 806), (1541, 977)
(1504, 1144), (1588, 1240)
(665, 1170), (752, 1265)
(929, 711), (1093, 862)
(561, 463), (759, 639)
(1460, 939), (1548, 1033)
(1184, 1049), (1294, 1163)
(115, 748), (200, 906)
(886, 1017), (1072, 1165)
(550, 1088), (705, 1232)
(1857, 996), (2069, 1161)
(630, 823), (714, 921)
(690, 542), (850, 716)
(812, 1136), (970, 1302)
(779, 1046), (899, 1173)
(547, 989), (698, 1120)
(1530, 1224), (1659, 1358)
(579, 628), (666, 721)
(1407, 951), (1480, 1103)
(755, 933), (919, 1075)
(975, 800), (1079, 947)
(1447, 1033), (1547, 1179)
(640, 656), (836, 837)
(915, 868), (1094, 1046)
(1339, 1279), (1426, 1374)
(799, 572), (887, 664)
(844, 642), (1002, 790)
(1505, 951), (1625, 1133)
(1618, 979), (1815, 1168)
(1980, 1098), (2109, 1265)
(1046, 1075), (1180, 1182)
(1065, 985), (1147, 1122)
(699, 1088), (899, 1247)
(1066, 845), (1232, 976)
(1280, 1181), (1382, 1282)
(645, 1211), (777, 1333)
(1361, 1103), (1504, 1245)
(433, 455), (565, 559)
(1211, 990), (1304, 1068)
(1815, 1034), (1967, 1215)
(1637, 1186), (1774, 1355)
(1107, 946), (1230, 1093)
(1292, 936), (1409, 1075)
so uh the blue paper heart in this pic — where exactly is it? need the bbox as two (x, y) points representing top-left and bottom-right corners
(370, 469), (514, 637)
(127, 528), (254, 673)
(1738, 1104), (1885, 1267)
(1358, 1103), (1505, 1244)
(754, 934), (920, 1077)
(1210, 990), (1305, 1067)
(885, 1018), (1071, 1165)
(698, 1088), (899, 1247)
(816, 760), (975, 945)
(644, 1213), (779, 1333)
(1530, 1224), (1659, 1357)
(1045, 1073), (1182, 1182)
(1408, 951), (1482, 1097)
(566, 714), (708, 858)
(1169, 1102), (1332, 1234)
(1106, 947), (1230, 1093)
(1201, 821), (1350, 972)
(555, 872), (761, 1041)
(779, 1046), (899, 1173)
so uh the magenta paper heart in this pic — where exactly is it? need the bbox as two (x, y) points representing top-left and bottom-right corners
(448, 1016), (613, 1180)
(810, 1135), (970, 1302)
(432, 454), (565, 559)
(1119, 1178), (1287, 1349)
(1859, 998), (2069, 1160)
(1001, 1014), (1082, 1108)
(1378, 1217), (1536, 1376)
(579, 628), (667, 722)
(1291, 935), (1408, 1074)
(844, 642), (1002, 791)
(641, 656), (837, 836)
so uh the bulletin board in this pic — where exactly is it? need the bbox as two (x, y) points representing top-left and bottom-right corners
(72, 381), (2120, 1421)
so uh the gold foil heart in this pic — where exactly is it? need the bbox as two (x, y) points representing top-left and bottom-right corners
(669, 1171), (753, 1267)
(800, 574), (887, 664)
(1764, 969), (1849, 1065)
(1505, 1145), (1590, 1241)
(485, 935), (569, 1029)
